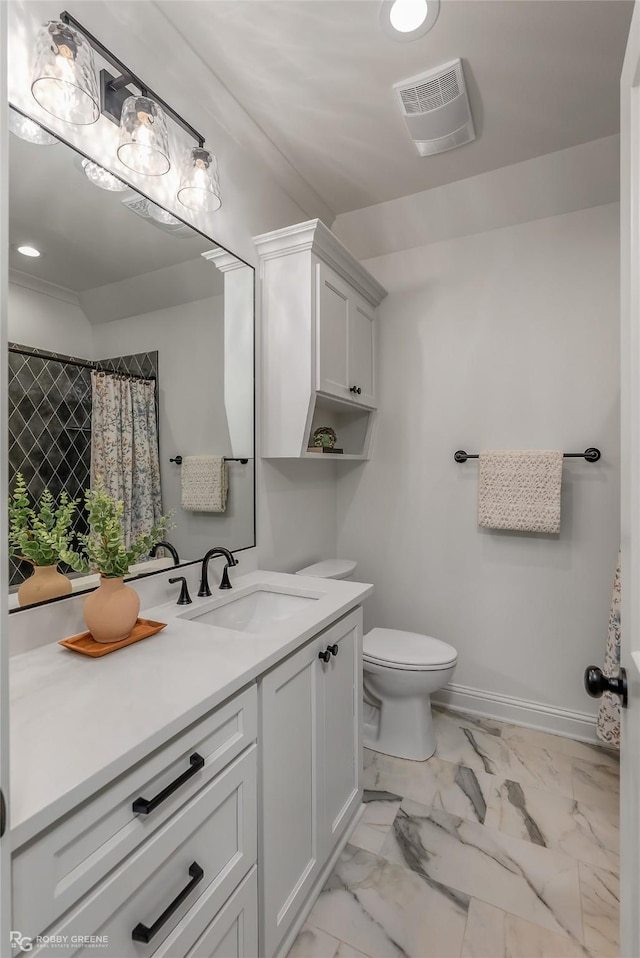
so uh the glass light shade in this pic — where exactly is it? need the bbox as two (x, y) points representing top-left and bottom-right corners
(81, 159), (128, 192)
(8, 109), (58, 145)
(117, 96), (171, 176)
(31, 20), (100, 125)
(177, 148), (222, 213)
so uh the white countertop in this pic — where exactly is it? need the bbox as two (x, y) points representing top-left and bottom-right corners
(9, 569), (372, 848)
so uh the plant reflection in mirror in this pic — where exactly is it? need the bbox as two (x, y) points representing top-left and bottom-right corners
(61, 479), (172, 578)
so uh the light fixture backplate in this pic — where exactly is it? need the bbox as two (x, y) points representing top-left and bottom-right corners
(100, 69), (137, 126)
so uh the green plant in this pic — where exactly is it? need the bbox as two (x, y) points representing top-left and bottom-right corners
(60, 481), (171, 578)
(9, 472), (77, 568)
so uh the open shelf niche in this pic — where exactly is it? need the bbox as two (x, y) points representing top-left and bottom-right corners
(302, 394), (376, 460)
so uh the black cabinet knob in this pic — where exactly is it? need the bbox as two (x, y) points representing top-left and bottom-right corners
(584, 665), (628, 708)
(327, 644), (339, 657)
(349, 385), (362, 395)
(318, 649), (331, 663)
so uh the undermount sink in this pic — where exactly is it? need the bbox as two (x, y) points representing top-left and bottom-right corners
(178, 586), (321, 633)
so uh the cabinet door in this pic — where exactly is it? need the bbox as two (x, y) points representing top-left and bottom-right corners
(319, 615), (363, 849)
(260, 638), (323, 958)
(316, 262), (350, 400)
(348, 294), (376, 407)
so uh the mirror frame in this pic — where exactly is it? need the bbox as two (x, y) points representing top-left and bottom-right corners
(7, 107), (256, 614)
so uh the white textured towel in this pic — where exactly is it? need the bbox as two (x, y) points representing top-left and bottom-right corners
(181, 456), (228, 512)
(478, 450), (563, 533)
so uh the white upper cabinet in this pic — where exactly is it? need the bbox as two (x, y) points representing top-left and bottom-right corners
(316, 262), (375, 407)
(255, 220), (387, 459)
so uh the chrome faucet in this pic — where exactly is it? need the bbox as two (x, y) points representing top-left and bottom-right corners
(199, 547), (238, 595)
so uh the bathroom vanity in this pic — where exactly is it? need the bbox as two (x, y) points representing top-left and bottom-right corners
(8, 570), (371, 957)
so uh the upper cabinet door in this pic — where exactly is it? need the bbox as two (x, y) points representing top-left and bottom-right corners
(348, 294), (376, 408)
(316, 262), (350, 400)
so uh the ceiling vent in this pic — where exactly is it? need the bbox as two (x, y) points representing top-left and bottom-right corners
(121, 196), (194, 238)
(393, 58), (476, 156)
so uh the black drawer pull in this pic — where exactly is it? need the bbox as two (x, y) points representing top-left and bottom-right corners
(318, 649), (331, 663)
(132, 753), (205, 815)
(132, 861), (204, 943)
(327, 644), (339, 657)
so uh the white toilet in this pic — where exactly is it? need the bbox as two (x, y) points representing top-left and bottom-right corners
(296, 559), (457, 761)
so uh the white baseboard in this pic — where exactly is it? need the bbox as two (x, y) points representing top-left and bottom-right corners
(432, 682), (599, 745)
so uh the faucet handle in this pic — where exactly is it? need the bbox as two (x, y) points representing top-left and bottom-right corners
(169, 576), (192, 605)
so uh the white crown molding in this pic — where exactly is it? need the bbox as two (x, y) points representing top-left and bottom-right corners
(8, 268), (80, 307)
(253, 219), (387, 307)
(202, 248), (247, 273)
(432, 681), (601, 744)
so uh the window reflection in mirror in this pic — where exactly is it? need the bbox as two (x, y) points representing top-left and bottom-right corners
(7, 111), (255, 609)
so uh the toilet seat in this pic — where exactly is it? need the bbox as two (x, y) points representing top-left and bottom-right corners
(363, 628), (457, 671)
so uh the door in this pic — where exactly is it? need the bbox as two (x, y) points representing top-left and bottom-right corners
(319, 613), (363, 846)
(348, 294), (376, 407)
(0, 4), (11, 953)
(620, 7), (640, 955)
(260, 638), (323, 958)
(316, 261), (350, 399)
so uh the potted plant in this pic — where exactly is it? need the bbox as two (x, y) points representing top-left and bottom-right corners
(9, 473), (77, 607)
(61, 482), (171, 643)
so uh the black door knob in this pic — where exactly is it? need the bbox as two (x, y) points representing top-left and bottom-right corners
(327, 644), (339, 657)
(318, 649), (331, 663)
(584, 666), (628, 708)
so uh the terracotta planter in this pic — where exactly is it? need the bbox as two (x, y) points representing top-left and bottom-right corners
(18, 564), (72, 607)
(83, 576), (140, 644)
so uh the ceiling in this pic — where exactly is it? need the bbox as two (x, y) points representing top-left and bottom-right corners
(158, 0), (633, 216)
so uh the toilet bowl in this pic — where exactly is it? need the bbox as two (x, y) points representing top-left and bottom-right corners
(296, 560), (457, 761)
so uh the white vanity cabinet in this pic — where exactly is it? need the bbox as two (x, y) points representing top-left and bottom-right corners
(259, 608), (363, 958)
(13, 687), (259, 958)
(255, 219), (386, 459)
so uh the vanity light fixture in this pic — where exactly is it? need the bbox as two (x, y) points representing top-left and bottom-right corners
(16, 245), (42, 258)
(177, 147), (222, 213)
(380, 0), (440, 41)
(117, 96), (171, 176)
(81, 158), (128, 192)
(31, 19), (100, 124)
(27, 12), (222, 211)
(8, 108), (58, 145)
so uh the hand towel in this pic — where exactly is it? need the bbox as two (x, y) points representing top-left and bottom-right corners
(181, 456), (228, 512)
(478, 449), (563, 533)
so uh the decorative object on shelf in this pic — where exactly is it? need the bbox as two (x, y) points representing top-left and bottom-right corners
(9, 472), (77, 606)
(26, 12), (221, 212)
(58, 618), (167, 657)
(60, 481), (171, 643)
(312, 426), (337, 449)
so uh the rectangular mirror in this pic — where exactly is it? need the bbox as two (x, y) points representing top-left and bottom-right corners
(8, 108), (255, 608)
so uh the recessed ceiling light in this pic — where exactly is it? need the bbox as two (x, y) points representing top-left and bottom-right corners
(81, 158), (128, 192)
(16, 245), (42, 258)
(8, 109), (57, 146)
(380, 0), (440, 41)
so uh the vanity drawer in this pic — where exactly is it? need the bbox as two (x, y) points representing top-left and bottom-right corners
(31, 746), (257, 957)
(14, 685), (257, 943)
(153, 866), (257, 958)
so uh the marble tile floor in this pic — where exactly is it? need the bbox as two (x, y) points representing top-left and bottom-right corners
(287, 707), (619, 958)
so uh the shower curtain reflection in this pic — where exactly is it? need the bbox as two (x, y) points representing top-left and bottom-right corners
(90, 370), (162, 549)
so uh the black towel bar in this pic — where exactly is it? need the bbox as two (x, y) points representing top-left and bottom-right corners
(454, 447), (601, 463)
(169, 455), (249, 465)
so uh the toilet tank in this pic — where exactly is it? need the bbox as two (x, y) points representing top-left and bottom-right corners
(295, 559), (357, 580)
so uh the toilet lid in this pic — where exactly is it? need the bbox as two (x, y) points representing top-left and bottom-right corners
(363, 628), (457, 670)
(296, 559), (357, 580)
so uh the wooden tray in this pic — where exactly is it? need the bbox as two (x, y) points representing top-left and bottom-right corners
(59, 618), (167, 657)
